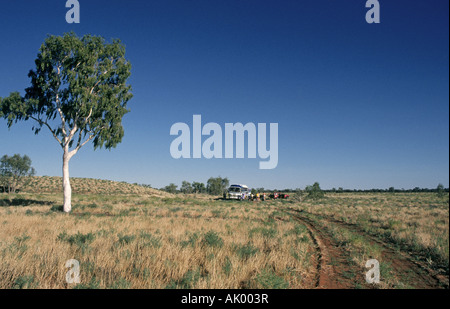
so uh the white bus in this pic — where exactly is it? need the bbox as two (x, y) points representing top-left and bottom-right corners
(225, 184), (250, 200)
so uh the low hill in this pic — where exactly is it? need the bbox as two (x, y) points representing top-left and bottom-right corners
(20, 176), (170, 197)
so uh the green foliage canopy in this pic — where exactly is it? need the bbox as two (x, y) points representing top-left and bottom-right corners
(0, 154), (36, 193)
(207, 177), (229, 196)
(0, 32), (132, 152)
(181, 181), (193, 194)
(192, 182), (206, 194)
(164, 183), (178, 194)
(305, 182), (325, 200)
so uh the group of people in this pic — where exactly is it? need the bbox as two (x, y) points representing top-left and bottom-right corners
(247, 192), (267, 201)
(240, 192), (289, 201)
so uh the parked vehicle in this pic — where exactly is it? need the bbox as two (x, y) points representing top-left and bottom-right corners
(225, 184), (251, 200)
(268, 192), (289, 199)
(269, 192), (279, 199)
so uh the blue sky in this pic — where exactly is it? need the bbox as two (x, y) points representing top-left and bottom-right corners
(0, 0), (448, 190)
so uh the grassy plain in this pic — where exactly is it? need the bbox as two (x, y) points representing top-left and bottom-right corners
(0, 177), (448, 289)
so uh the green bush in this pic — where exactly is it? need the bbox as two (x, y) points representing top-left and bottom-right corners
(234, 242), (259, 260)
(117, 234), (136, 245)
(180, 232), (200, 248)
(57, 232), (95, 252)
(139, 231), (161, 248)
(255, 267), (289, 289)
(306, 182), (325, 200)
(222, 256), (232, 276)
(73, 277), (101, 289)
(13, 275), (37, 289)
(109, 277), (132, 289)
(165, 268), (202, 289)
(201, 231), (224, 248)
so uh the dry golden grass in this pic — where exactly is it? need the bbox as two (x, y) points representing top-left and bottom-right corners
(297, 193), (449, 259)
(21, 176), (170, 197)
(292, 192), (449, 288)
(0, 191), (315, 289)
(1, 179), (448, 289)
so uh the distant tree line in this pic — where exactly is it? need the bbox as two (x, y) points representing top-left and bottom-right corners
(163, 177), (229, 195)
(252, 185), (449, 194)
(161, 178), (448, 198)
(323, 185), (449, 194)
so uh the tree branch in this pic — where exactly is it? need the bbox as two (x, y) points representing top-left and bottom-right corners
(29, 116), (63, 146)
(69, 134), (95, 158)
(78, 134), (95, 150)
(67, 115), (79, 143)
(89, 70), (109, 95)
(75, 128), (84, 150)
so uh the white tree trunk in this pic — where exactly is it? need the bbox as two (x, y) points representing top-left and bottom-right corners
(63, 152), (72, 213)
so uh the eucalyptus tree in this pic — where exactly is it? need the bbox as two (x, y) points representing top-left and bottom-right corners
(0, 32), (133, 212)
(206, 177), (229, 196)
(305, 182), (325, 200)
(0, 154), (36, 194)
(181, 181), (193, 194)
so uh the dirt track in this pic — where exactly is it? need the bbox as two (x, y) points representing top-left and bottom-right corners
(280, 207), (448, 289)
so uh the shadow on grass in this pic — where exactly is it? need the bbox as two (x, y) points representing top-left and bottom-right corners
(0, 197), (56, 207)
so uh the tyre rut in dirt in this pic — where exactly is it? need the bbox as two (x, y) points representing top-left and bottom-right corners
(281, 208), (361, 289)
(285, 206), (447, 289)
(320, 215), (447, 289)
